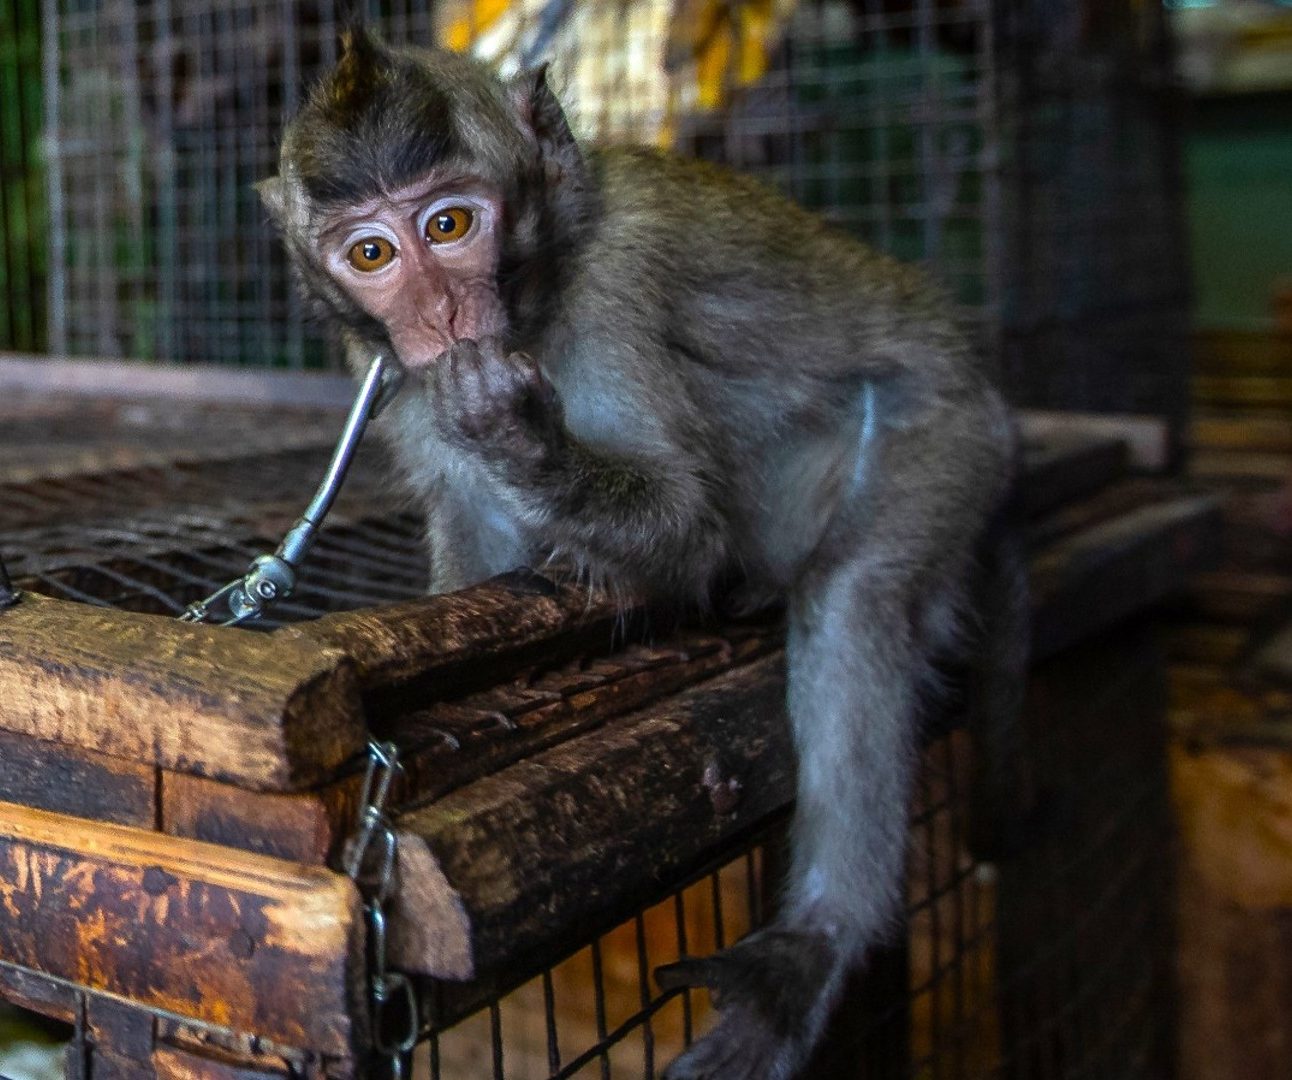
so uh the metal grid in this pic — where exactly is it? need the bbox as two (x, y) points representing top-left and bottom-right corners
(992, 0), (1192, 439)
(40, 1), (437, 368)
(25, 0), (1191, 433)
(36, 0), (997, 363)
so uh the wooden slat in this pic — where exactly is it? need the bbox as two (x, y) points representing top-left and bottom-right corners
(1194, 375), (1292, 410)
(396, 654), (794, 978)
(0, 729), (155, 827)
(1020, 410), (1167, 472)
(1191, 413), (1292, 455)
(0, 962), (80, 1025)
(153, 1044), (291, 1080)
(0, 355), (354, 410)
(1193, 329), (1292, 377)
(1030, 494), (1224, 661)
(0, 800), (365, 1057)
(1018, 432), (1128, 517)
(0, 593), (367, 790)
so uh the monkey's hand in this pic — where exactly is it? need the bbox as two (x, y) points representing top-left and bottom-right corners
(424, 338), (564, 466)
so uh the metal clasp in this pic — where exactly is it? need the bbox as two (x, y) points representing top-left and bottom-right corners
(180, 354), (403, 626)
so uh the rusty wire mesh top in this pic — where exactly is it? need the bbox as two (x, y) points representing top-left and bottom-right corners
(0, 394), (428, 625)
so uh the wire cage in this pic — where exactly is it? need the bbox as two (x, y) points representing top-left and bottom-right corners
(0, 0), (1191, 437)
(0, 1), (1195, 1077)
(0, 399), (1191, 1079)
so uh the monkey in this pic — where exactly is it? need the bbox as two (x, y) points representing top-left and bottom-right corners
(258, 28), (1025, 1080)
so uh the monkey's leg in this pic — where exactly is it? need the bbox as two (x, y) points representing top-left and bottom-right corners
(658, 398), (1012, 1080)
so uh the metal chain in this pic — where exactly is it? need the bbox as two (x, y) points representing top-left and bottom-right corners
(344, 740), (419, 1076)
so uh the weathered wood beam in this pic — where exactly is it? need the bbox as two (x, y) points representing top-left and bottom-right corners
(393, 653), (794, 978)
(0, 800), (365, 1057)
(1030, 493), (1223, 660)
(279, 571), (621, 690)
(0, 592), (366, 790)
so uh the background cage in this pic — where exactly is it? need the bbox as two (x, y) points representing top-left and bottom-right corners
(0, 372), (1214, 1079)
(0, 0), (1191, 438)
(0, 1), (1205, 1078)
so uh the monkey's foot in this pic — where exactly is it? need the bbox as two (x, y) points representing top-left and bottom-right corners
(655, 929), (836, 1080)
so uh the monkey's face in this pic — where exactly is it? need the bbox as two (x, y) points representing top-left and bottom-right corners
(315, 173), (507, 369)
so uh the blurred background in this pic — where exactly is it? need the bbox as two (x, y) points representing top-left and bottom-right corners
(0, 2), (1290, 1079)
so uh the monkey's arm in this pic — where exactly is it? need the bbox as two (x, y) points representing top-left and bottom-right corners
(423, 338), (727, 596)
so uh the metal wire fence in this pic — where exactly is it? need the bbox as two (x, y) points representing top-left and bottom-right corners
(0, 1), (1190, 433)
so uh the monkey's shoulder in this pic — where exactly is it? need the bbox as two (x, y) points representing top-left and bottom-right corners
(587, 146), (952, 316)
(574, 146), (967, 371)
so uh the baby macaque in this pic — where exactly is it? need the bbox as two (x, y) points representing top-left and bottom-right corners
(260, 29), (1023, 1079)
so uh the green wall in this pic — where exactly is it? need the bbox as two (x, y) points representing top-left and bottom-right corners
(0, 0), (44, 352)
(1186, 93), (1292, 331)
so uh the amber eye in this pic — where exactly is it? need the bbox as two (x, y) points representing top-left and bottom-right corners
(347, 237), (396, 272)
(425, 206), (474, 244)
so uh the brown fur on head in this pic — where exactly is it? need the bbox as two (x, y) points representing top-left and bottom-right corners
(258, 28), (597, 355)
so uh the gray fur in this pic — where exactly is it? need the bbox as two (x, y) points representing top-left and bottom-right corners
(267, 37), (1022, 1080)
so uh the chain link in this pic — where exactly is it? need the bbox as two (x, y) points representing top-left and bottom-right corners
(344, 740), (419, 1076)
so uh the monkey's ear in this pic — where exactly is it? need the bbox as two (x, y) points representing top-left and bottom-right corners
(338, 23), (385, 69)
(332, 23), (389, 106)
(256, 174), (311, 236)
(507, 64), (584, 179)
(255, 176), (288, 225)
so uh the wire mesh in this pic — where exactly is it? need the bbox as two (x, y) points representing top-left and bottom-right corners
(3, 1), (1189, 1072)
(22, 0), (1189, 430)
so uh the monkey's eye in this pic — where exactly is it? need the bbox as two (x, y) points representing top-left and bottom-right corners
(425, 206), (474, 244)
(347, 237), (396, 272)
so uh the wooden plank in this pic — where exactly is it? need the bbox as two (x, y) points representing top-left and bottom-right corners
(160, 772), (349, 866)
(154, 1044), (290, 1080)
(1020, 410), (1167, 471)
(395, 654), (795, 978)
(0, 729), (155, 827)
(1017, 432), (1128, 517)
(0, 800), (365, 1055)
(1193, 375), (1292, 410)
(0, 592), (366, 790)
(1030, 494), (1224, 661)
(1191, 413), (1292, 455)
(164, 629), (777, 868)
(0, 963), (79, 1025)
(280, 571), (621, 691)
(1189, 448), (1292, 481)
(1193, 328), (1292, 376)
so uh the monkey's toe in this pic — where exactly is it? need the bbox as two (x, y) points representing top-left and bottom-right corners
(662, 1006), (797, 1080)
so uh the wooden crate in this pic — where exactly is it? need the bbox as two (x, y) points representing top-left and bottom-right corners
(0, 364), (1221, 1078)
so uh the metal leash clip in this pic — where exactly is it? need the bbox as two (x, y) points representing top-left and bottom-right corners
(180, 354), (403, 626)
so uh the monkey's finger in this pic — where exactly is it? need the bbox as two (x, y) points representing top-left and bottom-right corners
(654, 956), (722, 992)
